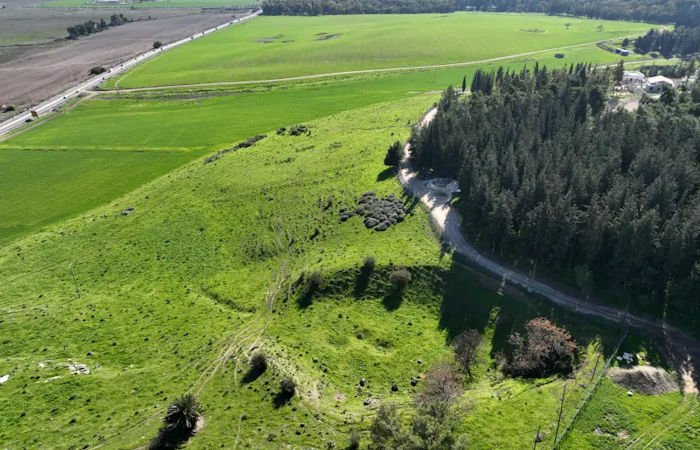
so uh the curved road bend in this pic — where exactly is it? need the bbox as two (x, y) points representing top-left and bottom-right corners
(0, 9), (262, 138)
(400, 107), (700, 391)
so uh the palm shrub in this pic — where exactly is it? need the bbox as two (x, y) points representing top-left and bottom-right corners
(164, 394), (202, 432)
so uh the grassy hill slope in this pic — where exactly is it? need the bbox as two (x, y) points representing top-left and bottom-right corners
(0, 97), (644, 448)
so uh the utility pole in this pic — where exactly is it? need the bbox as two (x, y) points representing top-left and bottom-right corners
(69, 263), (81, 299)
(554, 383), (567, 445)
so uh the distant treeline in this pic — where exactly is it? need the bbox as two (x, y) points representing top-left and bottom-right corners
(262, 0), (457, 15)
(634, 26), (700, 58)
(410, 65), (700, 319)
(66, 14), (131, 40)
(262, 0), (699, 26)
(639, 60), (698, 78)
(463, 0), (699, 26)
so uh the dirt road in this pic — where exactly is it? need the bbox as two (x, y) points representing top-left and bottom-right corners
(400, 106), (700, 391)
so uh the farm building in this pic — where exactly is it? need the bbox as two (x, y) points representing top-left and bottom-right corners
(623, 71), (645, 84)
(644, 75), (674, 93)
(615, 48), (630, 56)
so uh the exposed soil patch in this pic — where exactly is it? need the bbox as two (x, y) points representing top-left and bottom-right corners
(315, 33), (342, 41)
(0, 11), (247, 111)
(339, 192), (406, 231)
(608, 365), (679, 395)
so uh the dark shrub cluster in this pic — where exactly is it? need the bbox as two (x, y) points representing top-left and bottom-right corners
(500, 318), (578, 378)
(389, 268), (411, 292)
(383, 141), (404, 167)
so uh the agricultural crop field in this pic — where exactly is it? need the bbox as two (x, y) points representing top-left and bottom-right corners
(108, 13), (653, 88)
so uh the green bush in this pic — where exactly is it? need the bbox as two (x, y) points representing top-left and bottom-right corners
(389, 268), (411, 292)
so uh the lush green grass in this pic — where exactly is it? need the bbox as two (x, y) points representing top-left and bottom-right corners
(108, 13), (653, 88)
(0, 97), (630, 448)
(0, 148), (198, 246)
(0, 77), (415, 245)
(562, 379), (697, 449)
(0, 42), (634, 246)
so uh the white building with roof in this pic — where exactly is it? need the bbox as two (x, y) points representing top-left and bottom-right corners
(644, 75), (674, 93)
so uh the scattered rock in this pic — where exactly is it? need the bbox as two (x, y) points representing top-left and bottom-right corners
(204, 134), (266, 164)
(66, 362), (90, 375)
(339, 192), (406, 231)
(391, 383), (398, 392)
(363, 398), (372, 406)
(359, 378), (366, 387)
(0, 374), (9, 384)
(410, 377), (419, 386)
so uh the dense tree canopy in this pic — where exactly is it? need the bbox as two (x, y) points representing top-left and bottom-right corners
(411, 64), (700, 318)
(634, 26), (700, 58)
(262, 0), (455, 15)
(464, 0), (699, 25)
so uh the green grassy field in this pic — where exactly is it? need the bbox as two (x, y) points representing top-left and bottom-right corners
(107, 13), (653, 88)
(0, 96), (641, 448)
(562, 379), (697, 449)
(0, 42), (638, 246)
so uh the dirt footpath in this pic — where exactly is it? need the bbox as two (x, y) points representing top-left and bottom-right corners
(0, 11), (246, 110)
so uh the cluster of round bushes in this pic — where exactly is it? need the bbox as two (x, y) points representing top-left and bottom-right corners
(339, 192), (406, 231)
